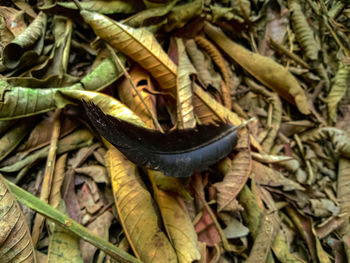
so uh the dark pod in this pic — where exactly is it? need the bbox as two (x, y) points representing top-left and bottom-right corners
(83, 101), (238, 177)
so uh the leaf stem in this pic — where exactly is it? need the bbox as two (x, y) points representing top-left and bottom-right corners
(5, 179), (142, 263)
(105, 43), (164, 133)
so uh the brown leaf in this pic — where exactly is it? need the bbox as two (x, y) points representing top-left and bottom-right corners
(80, 211), (114, 262)
(18, 114), (77, 153)
(0, 174), (36, 263)
(195, 209), (221, 247)
(204, 22), (311, 115)
(214, 131), (251, 212)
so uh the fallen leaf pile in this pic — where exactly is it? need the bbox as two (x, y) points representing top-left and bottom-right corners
(0, 0), (349, 262)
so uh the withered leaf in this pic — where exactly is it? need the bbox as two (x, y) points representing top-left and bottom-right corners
(0, 174), (36, 263)
(106, 146), (177, 263)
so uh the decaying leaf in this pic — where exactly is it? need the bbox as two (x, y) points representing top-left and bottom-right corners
(252, 161), (304, 191)
(194, 36), (232, 109)
(0, 174), (36, 263)
(41, 0), (143, 15)
(0, 118), (32, 162)
(245, 211), (279, 263)
(193, 84), (241, 125)
(0, 79), (69, 120)
(186, 39), (213, 89)
(164, 0), (203, 32)
(0, 129), (94, 173)
(204, 22), (311, 115)
(81, 56), (125, 92)
(288, 0), (320, 61)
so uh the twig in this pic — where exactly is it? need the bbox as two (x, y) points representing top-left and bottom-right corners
(32, 109), (61, 246)
(105, 43), (164, 132)
(70, 0), (82, 10)
(6, 179), (141, 263)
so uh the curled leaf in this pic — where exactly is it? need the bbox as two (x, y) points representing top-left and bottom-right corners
(194, 36), (232, 109)
(300, 127), (350, 158)
(3, 11), (47, 69)
(288, 0), (320, 61)
(0, 79), (62, 120)
(326, 60), (350, 123)
(118, 64), (157, 128)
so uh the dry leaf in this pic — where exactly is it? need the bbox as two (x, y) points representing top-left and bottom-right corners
(214, 130), (251, 212)
(80, 10), (177, 94)
(107, 146), (177, 262)
(0, 174), (36, 263)
(175, 38), (196, 129)
(118, 64), (156, 128)
(204, 22), (311, 115)
(149, 170), (200, 263)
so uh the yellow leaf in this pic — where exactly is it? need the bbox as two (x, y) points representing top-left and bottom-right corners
(107, 147), (177, 263)
(149, 170), (200, 263)
(176, 38), (196, 129)
(80, 10), (177, 95)
(56, 89), (146, 128)
(118, 64), (157, 128)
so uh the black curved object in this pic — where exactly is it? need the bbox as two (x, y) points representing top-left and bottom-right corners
(82, 101), (238, 177)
